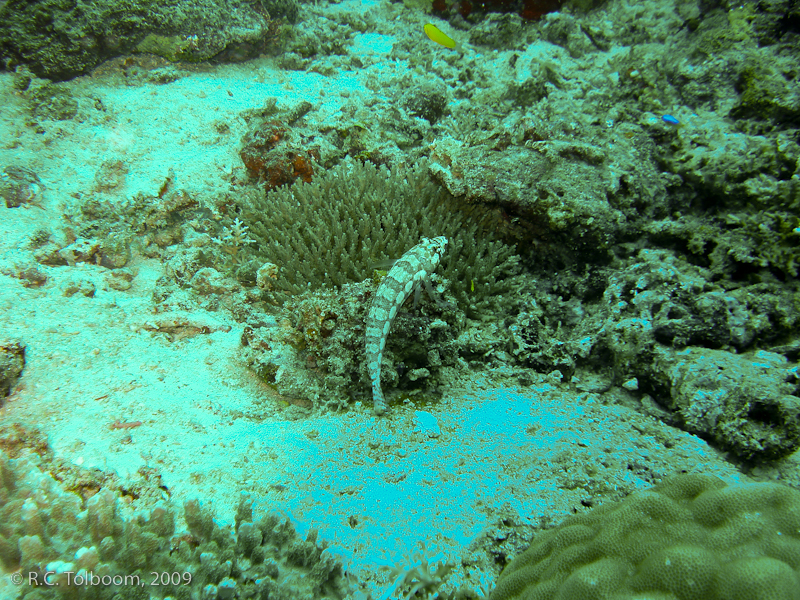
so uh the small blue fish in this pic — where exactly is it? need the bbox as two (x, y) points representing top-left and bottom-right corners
(662, 114), (680, 125)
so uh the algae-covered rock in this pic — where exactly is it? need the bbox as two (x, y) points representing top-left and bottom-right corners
(652, 347), (800, 460)
(0, 339), (25, 401)
(26, 82), (78, 120)
(732, 55), (800, 122)
(0, 0), (290, 81)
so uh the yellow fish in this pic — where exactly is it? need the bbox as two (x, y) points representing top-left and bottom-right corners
(424, 23), (458, 50)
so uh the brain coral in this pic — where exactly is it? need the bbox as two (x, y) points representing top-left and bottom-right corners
(490, 474), (800, 600)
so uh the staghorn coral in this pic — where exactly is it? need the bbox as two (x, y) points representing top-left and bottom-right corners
(234, 159), (525, 411)
(236, 158), (521, 315)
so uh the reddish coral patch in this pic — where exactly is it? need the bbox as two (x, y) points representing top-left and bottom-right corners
(239, 120), (317, 190)
(291, 153), (314, 183)
(433, 0), (563, 20)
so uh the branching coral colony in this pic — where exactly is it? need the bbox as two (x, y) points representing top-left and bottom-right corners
(212, 217), (256, 269)
(233, 159), (524, 411)
(353, 542), (493, 600)
(378, 543), (457, 600)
